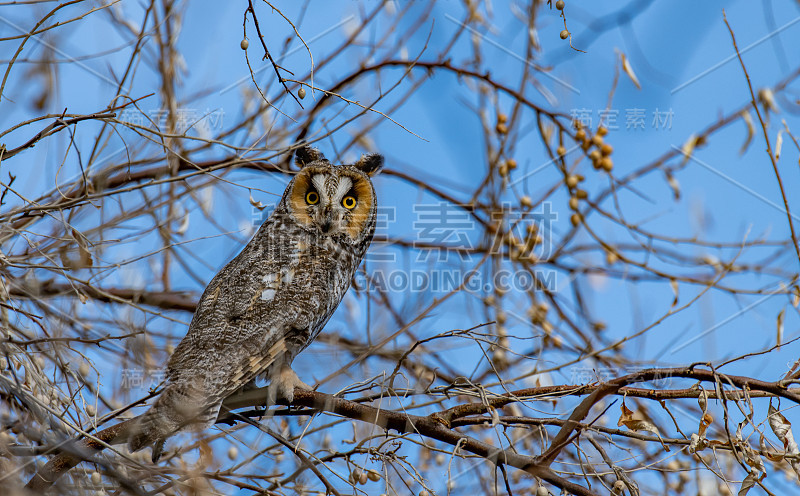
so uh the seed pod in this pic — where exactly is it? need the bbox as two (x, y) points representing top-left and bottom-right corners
(560, 30), (569, 40)
(589, 149), (601, 164)
(569, 197), (579, 210)
(566, 174), (578, 188)
(496, 311), (507, 324)
(240, 39), (249, 50)
(26, 425), (43, 442)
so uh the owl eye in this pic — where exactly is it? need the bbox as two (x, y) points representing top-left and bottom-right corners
(341, 195), (357, 209)
(305, 190), (319, 205)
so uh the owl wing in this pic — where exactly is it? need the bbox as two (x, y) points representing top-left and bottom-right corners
(164, 234), (320, 401)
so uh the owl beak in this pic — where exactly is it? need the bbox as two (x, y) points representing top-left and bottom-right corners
(319, 205), (335, 234)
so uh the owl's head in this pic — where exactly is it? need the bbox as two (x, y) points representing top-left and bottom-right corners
(282, 145), (383, 246)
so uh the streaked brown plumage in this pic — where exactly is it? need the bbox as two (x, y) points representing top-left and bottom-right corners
(128, 145), (383, 460)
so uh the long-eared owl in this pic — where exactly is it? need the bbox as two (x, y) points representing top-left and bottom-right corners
(129, 145), (383, 460)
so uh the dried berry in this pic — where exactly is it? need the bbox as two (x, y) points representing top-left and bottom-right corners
(566, 174), (578, 188)
(569, 197), (579, 210)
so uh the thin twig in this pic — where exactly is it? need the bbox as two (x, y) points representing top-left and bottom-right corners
(246, 0), (302, 107)
(723, 10), (800, 267)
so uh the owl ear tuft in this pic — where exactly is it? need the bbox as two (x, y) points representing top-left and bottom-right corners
(295, 144), (326, 168)
(353, 153), (384, 176)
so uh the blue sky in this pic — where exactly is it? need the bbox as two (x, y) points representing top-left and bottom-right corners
(2, 0), (800, 493)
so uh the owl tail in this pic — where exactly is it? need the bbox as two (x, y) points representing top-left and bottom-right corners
(128, 385), (218, 462)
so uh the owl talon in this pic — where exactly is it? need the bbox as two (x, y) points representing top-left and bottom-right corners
(267, 364), (311, 404)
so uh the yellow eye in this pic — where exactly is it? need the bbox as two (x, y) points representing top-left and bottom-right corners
(305, 191), (319, 205)
(342, 195), (357, 209)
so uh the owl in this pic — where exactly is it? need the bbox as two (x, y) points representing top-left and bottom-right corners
(128, 145), (383, 461)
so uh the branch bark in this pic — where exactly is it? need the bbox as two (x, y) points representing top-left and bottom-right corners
(26, 365), (800, 494)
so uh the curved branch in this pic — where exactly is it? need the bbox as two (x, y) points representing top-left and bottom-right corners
(25, 364), (800, 494)
(26, 388), (596, 496)
(537, 366), (800, 466)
